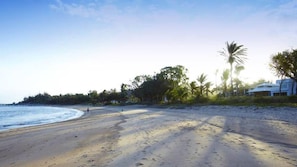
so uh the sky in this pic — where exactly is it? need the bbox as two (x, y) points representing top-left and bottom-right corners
(0, 0), (296, 104)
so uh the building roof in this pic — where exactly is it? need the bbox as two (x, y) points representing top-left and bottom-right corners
(248, 83), (279, 93)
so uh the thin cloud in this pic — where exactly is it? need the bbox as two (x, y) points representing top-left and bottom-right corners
(272, 0), (297, 22)
(49, 0), (98, 18)
(49, 0), (297, 46)
(48, 0), (193, 23)
(239, 0), (297, 31)
(49, 0), (142, 26)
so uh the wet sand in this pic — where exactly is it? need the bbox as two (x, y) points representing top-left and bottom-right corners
(0, 105), (296, 167)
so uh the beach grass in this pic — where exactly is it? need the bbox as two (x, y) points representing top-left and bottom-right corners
(207, 95), (297, 107)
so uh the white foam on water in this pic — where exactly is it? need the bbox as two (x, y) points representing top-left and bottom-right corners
(0, 106), (84, 131)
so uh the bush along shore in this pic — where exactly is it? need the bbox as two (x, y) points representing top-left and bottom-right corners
(18, 91), (297, 107)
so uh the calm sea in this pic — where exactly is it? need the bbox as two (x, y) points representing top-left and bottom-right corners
(0, 106), (84, 131)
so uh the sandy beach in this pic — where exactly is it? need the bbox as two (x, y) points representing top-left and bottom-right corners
(0, 105), (296, 167)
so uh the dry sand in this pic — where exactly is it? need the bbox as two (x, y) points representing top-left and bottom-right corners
(0, 105), (296, 167)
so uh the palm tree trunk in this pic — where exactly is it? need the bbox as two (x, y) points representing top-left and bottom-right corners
(230, 63), (233, 95)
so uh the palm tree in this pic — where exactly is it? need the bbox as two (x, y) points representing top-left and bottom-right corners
(221, 69), (230, 97)
(234, 65), (245, 95)
(197, 73), (212, 97)
(204, 82), (213, 97)
(197, 74), (207, 96)
(190, 81), (197, 96)
(219, 41), (247, 95)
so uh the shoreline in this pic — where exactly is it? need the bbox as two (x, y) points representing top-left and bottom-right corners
(0, 105), (86, 132)
(0, 105), (296, 167)
(0, 106), (124, 167)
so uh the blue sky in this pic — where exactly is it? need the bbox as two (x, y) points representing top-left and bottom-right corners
(0, 0), (296, 103)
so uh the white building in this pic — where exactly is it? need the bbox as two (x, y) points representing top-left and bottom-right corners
(248, 79), (297, 96)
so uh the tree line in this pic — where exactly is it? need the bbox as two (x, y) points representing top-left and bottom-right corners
(19, 42), (297, 105)
(19, 89), (128, 105)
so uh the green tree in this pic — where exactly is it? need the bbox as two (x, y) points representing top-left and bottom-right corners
(190, 81), (197, 96)
(233, 65), (245, 95)
(196, 73), (212, 97)
(270, 49), (297, 82)
(221, 69), (230, 97)
(220, 41), (247, 94)
(167, 86), (189, 103)
(131, 75), (152, 89)
(130, 65), (190, 103)
(130, 75), (152, 102)
(204, 82), (213, 97)
(156, 65), (189, 102)
(99, 90), (108, 104)
(120, 83), (129, 103)
(157, 65), (189, 86)
(88, 90), (98, 105)
(270, 49), (297, 95)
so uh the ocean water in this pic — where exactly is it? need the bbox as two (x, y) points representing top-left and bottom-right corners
(0, 106), (84, 131)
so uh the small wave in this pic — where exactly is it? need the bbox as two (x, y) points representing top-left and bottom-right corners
(0, 106), (83, 131)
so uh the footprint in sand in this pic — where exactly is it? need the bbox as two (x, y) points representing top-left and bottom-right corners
(136, 162), (144, 166)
